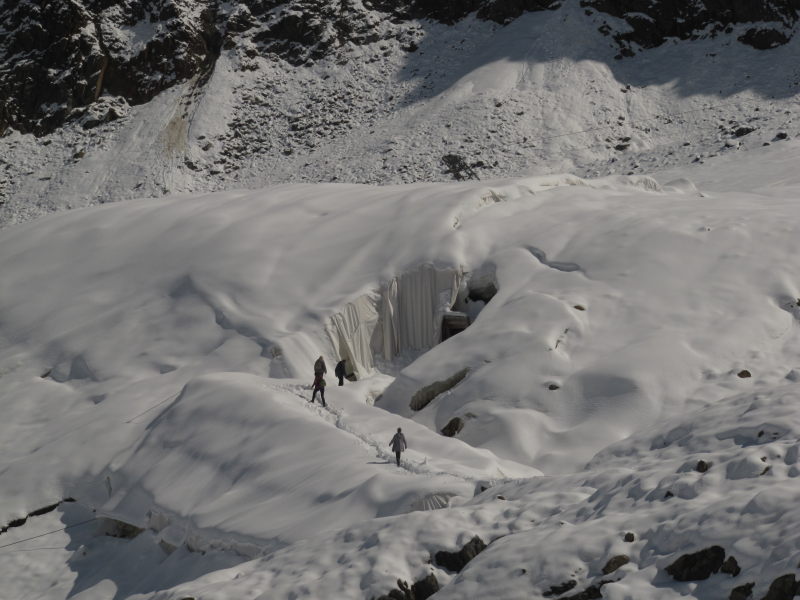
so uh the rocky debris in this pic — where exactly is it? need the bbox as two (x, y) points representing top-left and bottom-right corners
(410, 574), (439, 600)
(441, 416), (465, 437)
(410, 368), (470, 411)
(761, 574), (800, 600)
(602, 555), (630, 575)
(543, 580), (577, 597)
(729, 582), (755, 600)
(365, 0), (561, 26)
(623, 532), (635, 542)
(560, 580), (614, 600)
(775, 132), (789, 140)
(581, 0), (800, 56)
(721, 556), (741, 577)
(434, 535), (487, 573)
(738, 370), (752, 378)
(374, 574), (440, 600)
(734, 127), (756, 138)
(696, 460), (712, 473)
(441, 154), (481, 181)
(665, 545), (726, 581)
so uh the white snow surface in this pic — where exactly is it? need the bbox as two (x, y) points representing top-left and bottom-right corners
(2, 137), (800, 598)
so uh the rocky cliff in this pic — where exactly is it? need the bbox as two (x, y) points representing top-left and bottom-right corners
(583, 0), (800, 57)
(2, 0), (796, 137)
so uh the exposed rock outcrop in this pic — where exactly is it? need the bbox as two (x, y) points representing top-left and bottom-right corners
(665, 545), (726, 581)
(440, 416), (465, 437)
(374, 574), (440, 600)
(410, 368), (469, 411)
(581, 0), (800, 57)
(434, 535), (487, 572)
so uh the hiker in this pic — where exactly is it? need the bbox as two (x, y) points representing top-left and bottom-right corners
(335, 359), (347, 386)
(389, 427), (407, 466)
(314, 355), (327, 377)
(311, 373), (326, 407)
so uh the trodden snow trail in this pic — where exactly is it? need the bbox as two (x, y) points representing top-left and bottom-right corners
(263, 379), (487, 486)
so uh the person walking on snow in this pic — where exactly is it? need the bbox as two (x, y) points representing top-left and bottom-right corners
(335, 359), (347, 386)
(390, 427), (407, 467)
(314, 355), (327, 377)
(311, 373), (326, 407)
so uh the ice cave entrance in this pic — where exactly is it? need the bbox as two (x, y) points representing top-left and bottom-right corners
(326, 263), (495, 379)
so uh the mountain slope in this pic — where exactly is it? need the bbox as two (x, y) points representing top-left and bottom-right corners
(1, 0), (799, 226)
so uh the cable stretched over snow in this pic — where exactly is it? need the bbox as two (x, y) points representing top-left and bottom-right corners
(124, 391), (181, 424)
(0, 517), (97, 551)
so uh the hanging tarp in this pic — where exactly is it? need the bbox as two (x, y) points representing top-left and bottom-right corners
(326, 293), (380, 379)
(325, 264), (463, 377)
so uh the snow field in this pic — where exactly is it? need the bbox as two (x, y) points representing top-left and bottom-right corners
(2, 140), (800, 598)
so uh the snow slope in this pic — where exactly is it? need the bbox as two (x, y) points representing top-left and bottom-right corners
(2, 138), (800, 598)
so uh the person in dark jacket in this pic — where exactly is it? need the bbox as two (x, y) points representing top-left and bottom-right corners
(314, 355), (327, 377)
(311, 374), (326, 407)
(389, 427), (407, 466)
(335, 359), (347, 386)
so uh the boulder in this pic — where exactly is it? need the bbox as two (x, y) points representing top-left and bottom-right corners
(602, 555), (630, 575)
(721, 556), (741, 577)
(435, 535), (487, 572)
(543, 580), (577, 597)
(762, 574), (799, 600)
(665, 545), (726, 581)
(441, 417), (465, 437)
(730, 582), (754, 600)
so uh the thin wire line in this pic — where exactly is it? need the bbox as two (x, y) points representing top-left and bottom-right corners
(124, 391), (181, 424)
(0, 517), (97, 550)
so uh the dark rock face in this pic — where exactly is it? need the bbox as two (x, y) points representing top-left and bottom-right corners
(411, 574), (440, 600)
(543, 580), (578, 597)
(365, 0), (560, 25)
(435, 535), (487, 572)
(761, 574), (799, 600)
(580, 0), (800, 55)
(696, 460), (712, 473)
(721, 556), (741, 577)
(0, 0), (221, 136)
(730, 582), (754, 600)
(441, 417), (465, 437)
(561, 581), (612, 600)
(602, 554), (630, 575)
(410, 368), (469, 411)
(374, 574), (440, 600)
(2, 0), (797, 137)
(665, 545), (726, 581)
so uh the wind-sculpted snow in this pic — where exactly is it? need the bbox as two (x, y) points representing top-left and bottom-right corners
(2, 146), (800, 597)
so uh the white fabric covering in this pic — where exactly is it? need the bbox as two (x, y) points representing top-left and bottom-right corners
(326, 265), (463, 377)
